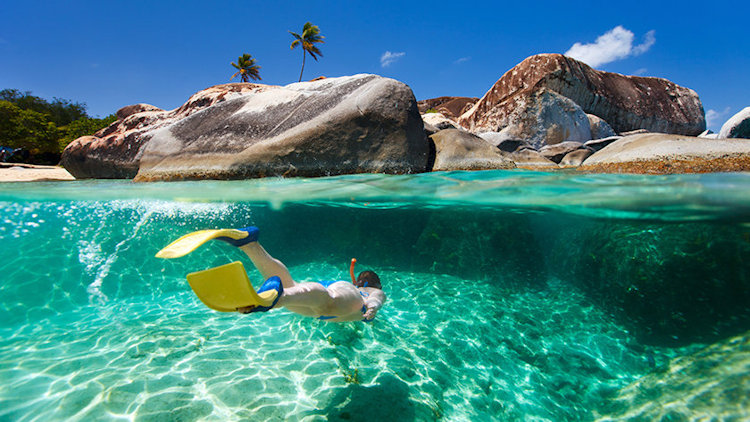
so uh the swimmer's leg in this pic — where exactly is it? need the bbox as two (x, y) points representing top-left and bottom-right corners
(240, 242), (296, 289)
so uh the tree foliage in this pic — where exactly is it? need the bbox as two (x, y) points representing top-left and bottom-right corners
(1, 89), (87, 127)
(230, 53), (262, 82)
(0, 89), (116, 163)
(289, 22), (325, 82)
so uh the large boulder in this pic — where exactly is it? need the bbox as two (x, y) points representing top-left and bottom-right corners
(459, 54), (706, 136)
(417, 96), (478, 120)
(718, 106), (750, 139)
(472, 88), (592, 150)
(62, 83), (267, 179)
(429, 129), (515, 171)
(62, 75), (430, 180)
(579, 133), (750, 173)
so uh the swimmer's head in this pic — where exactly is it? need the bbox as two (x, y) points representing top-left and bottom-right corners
(355, 270), (381, 289)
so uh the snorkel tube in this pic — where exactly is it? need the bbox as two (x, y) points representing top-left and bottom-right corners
(350, 258), (357, 284)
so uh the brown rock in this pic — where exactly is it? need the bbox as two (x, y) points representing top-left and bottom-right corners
(418, 96), (479, 120)
(459, 54), (705, 136)
(116, 103), (163, 120)
(430, 129), (515, 171)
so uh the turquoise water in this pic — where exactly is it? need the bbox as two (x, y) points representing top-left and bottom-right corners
(1, 170), (749, 421)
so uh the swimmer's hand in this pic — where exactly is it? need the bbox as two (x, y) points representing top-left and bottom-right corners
(363, 307), (378, 321)
(237, 306), (256, 314)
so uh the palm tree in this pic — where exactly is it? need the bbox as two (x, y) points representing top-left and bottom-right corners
(289, 22), (325, 82)
(230, 53), (261, 82)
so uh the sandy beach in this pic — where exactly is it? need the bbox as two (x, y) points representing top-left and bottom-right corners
(0, 163), (75, 182)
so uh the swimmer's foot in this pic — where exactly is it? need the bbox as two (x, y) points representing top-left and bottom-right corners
(216, 226), (259, 247)
(239, 276), (283, 314)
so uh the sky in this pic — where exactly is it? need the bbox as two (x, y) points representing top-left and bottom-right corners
(1, 0), (748, 132)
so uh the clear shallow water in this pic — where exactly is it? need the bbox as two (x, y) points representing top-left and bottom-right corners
(0, 170), (749, 421)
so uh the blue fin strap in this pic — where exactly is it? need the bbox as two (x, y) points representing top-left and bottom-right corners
(248, 276), (283, 313)
(216, 226), (259, 247)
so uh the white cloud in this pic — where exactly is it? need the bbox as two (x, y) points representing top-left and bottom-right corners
(706, 107), (731, 128)
(454, 57), (471, 65)
(633, 68), (648, 76)
(564, 26), (656, 68)
(380, 51), (405, 67)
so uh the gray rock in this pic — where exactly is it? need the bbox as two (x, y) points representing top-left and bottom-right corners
(586, 114), (616, 139)
(63, 75), (430, 180)
(559, 149), (593, 167)
(477, 132), (532, 152)
(718, 106), (750, 139)
(580, 133), (750, 173)
(508, 148), (559, 168)
(422, 121), (440, 137)
(481, 88), (592, 150)
(429, 129), (515, 171)
(583, 136), (621, 152)
(421, 112), (458, 131)
(539, 141), (587, 164)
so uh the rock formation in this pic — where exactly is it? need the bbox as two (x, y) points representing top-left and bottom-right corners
(718, 106), (750, 139)
(62, 83), (264, 179)
(417, 96), (478, 120)
(429, 129), (515, 171)
(459, 54), (706, 137)
(469, 88), (592, 150)
(586, 114), (616, 139)
(421, 112), (458, 131)
(539, 141), (590, 164)
(579, 133), (750, 173)
(62, 75), (430, 180)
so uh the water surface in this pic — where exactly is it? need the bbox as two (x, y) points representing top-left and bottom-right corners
(1, 170), (748, 420)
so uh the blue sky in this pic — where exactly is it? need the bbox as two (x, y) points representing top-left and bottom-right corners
(1, 0), (748, 131)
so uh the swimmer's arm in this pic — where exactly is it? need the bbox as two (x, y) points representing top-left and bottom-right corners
(363, 290), (386, 320)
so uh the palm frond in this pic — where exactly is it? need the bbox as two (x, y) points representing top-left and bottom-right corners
(230, 53), (261, 82)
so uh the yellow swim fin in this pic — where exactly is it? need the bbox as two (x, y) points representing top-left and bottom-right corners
(186, 261), (277, 312)
(155, 229), (249, 259)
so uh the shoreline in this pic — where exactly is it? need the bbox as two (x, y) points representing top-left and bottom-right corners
(0, 163), (75, 182)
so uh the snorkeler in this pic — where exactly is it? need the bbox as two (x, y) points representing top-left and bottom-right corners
(222, 227), (386, 322)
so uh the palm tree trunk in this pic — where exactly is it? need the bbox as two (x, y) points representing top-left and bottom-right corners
(298, 50), (306, 82)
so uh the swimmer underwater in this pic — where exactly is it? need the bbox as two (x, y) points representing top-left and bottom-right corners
(221, 227), (386, 322)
